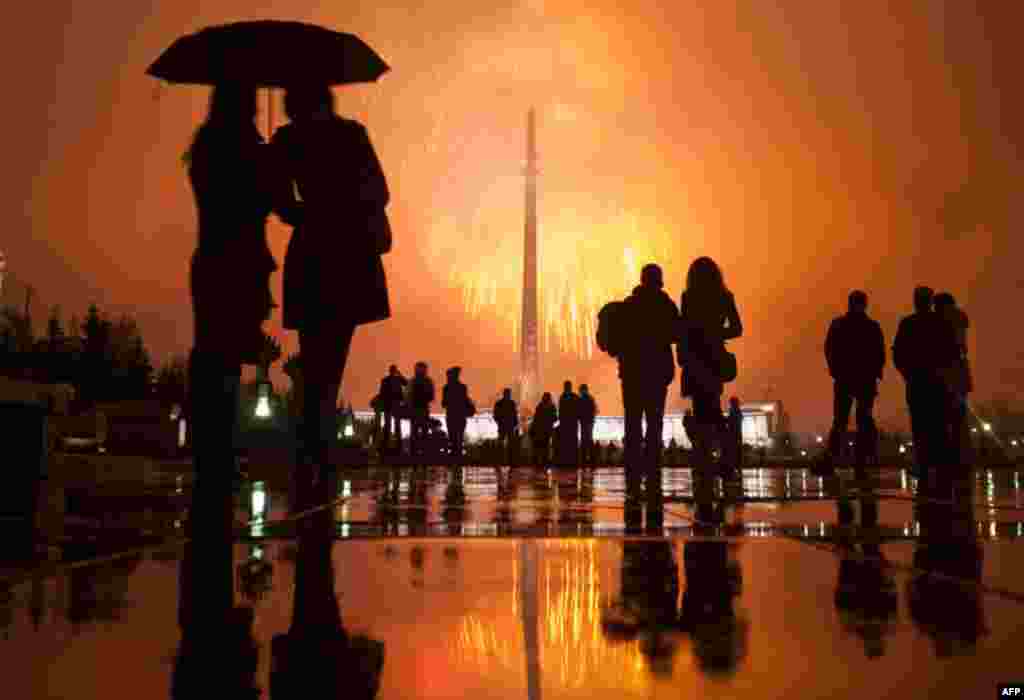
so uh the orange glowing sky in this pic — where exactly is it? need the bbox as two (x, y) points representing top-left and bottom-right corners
(5, 1), (1024, 429)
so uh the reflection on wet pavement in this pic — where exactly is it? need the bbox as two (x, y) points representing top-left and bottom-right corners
(8, 465), (1024, 698)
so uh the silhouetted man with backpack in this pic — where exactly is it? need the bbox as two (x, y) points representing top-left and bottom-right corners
(598, 263), (679, 502)
(821, 290), (885, 479)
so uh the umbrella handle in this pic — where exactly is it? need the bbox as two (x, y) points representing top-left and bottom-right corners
(265, 88), (274, 140)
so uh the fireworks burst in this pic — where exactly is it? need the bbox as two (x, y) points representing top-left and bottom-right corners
(439, 202), (681, 360)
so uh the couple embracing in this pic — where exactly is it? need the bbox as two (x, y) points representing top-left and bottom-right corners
(186, 82), (390, 502)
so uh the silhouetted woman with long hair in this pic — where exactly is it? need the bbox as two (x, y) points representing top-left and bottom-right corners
(180, 83), (298, 658)
(677, 257), (742, 477)
(271, 84), (390, 500)
(530, 393), (558, 466)
(187, 84), (297, 370)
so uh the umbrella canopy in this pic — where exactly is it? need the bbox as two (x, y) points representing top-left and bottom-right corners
(147, 21), (389, 87)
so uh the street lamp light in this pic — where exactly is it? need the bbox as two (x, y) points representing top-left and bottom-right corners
(254, 383), (272, 419)
(983, 422), (993, 433)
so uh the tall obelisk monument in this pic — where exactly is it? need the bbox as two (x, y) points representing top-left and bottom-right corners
(519, 108), (541, 412)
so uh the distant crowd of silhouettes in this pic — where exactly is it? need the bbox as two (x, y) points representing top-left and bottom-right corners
(370, 362), (601, 465)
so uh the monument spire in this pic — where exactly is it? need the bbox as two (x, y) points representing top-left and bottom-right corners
(519, 108), (541, 411)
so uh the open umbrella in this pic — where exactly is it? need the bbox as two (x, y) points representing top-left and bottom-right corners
(147, 20), (389, 87)
(148, 21), (389, 136)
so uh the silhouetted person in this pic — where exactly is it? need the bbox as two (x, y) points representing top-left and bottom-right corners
(181, 84), (297, 640)
(493, 388), (519, 464)
(724, 396), (744, 476)
(934, 292), (973, 467)
(680, 501), (747, 677)
(378, 364), (407, 455)
(822, 290), (885, 478)
(578, 384), (598, 465)
(556, 380), (581, 466)
(678, 257), (742, 481)
(617, 264), (679, 501)
(529, 393), (557, 465)
(408, 362), (435, 457)
(893, 286), (959, 484)
(272, 83), (390, 503)
(187, 84), (293, 370)
(442, 366), (473, 460)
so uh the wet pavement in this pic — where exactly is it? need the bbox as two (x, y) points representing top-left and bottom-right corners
(8, 464), (1024, 698)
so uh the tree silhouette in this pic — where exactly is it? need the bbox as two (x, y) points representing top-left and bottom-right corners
(37, 306), (70, 384)
(46, 306), (64, 349)
(0, 306), (34, 378)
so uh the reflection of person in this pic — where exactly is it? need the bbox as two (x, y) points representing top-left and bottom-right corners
(679, 488), (747, 676)
(272, 83), (390, 503)
(832, 490), (897, 659)
(906, 483), (987, 657)
(270, 508), (384, 698)
(823, 290), (885, 478)
(601, 540), (681, 678)
(677, 257), (742, 480)
(681, 534), (747, 676)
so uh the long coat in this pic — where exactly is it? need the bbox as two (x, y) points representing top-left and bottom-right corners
(271, 116), (391, 331)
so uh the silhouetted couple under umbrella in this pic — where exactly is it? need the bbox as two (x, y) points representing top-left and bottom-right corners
(152, 21), (392, 655)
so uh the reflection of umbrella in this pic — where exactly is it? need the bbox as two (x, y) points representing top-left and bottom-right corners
(147, 21), (389, 87)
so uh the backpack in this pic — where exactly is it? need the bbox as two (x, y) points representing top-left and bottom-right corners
(596, 300), (627, 357)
